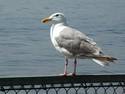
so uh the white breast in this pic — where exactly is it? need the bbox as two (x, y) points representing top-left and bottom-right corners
(50, 24), (65, 47)
(50, 24), (73, 57)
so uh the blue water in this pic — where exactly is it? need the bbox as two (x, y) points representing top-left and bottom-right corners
(0, 0), (125, 77)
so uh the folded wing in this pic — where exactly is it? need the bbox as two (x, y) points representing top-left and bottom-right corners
(55, 27), (101, 57)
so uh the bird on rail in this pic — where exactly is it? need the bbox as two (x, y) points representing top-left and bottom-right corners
(41, 12), (117, 76)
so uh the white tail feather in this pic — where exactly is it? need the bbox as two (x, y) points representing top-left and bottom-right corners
(92, 59), (107, 67)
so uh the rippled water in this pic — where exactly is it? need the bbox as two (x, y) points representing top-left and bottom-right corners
(0, 0), (125, 77)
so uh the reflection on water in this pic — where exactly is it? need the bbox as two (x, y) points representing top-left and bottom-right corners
(0, 0), (125, 76)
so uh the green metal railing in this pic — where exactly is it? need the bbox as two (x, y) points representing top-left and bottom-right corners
(0, 74), (125, 94)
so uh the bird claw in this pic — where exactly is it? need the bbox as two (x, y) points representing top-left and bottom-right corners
(59, 73), (68, 76)
(59, 73), (76, 76)
(68, 73), (76, 76)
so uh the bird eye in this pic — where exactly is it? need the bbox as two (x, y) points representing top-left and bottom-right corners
(55, 14), (59, 17)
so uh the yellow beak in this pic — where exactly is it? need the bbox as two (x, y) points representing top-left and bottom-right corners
(41, 17), (52, 23)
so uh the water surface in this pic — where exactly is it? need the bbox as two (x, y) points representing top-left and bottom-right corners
(0, 0), (125, 77)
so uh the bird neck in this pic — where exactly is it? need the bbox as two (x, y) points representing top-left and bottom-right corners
(50, 22), (67, 41)
(51, 22), (67, 32)
(53, 22), (66, 27)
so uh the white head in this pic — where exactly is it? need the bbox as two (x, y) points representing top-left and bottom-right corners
(42, 13), (67, 24)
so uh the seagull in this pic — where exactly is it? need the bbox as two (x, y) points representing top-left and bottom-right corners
(41, 13), (117, 76)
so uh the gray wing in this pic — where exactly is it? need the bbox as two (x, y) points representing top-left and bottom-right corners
(56, 27), (101, 56)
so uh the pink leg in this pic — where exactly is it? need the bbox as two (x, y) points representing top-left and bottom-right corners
(60, 58), (68, 76)
(72, 58), (77, 76)
(63, 58), (68, 76)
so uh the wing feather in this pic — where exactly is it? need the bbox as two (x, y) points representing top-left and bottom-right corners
(55, 27), (101, 57)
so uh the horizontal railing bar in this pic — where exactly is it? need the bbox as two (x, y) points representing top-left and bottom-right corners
(0, 74), (125, 86)
(1, 84), (125, 91)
